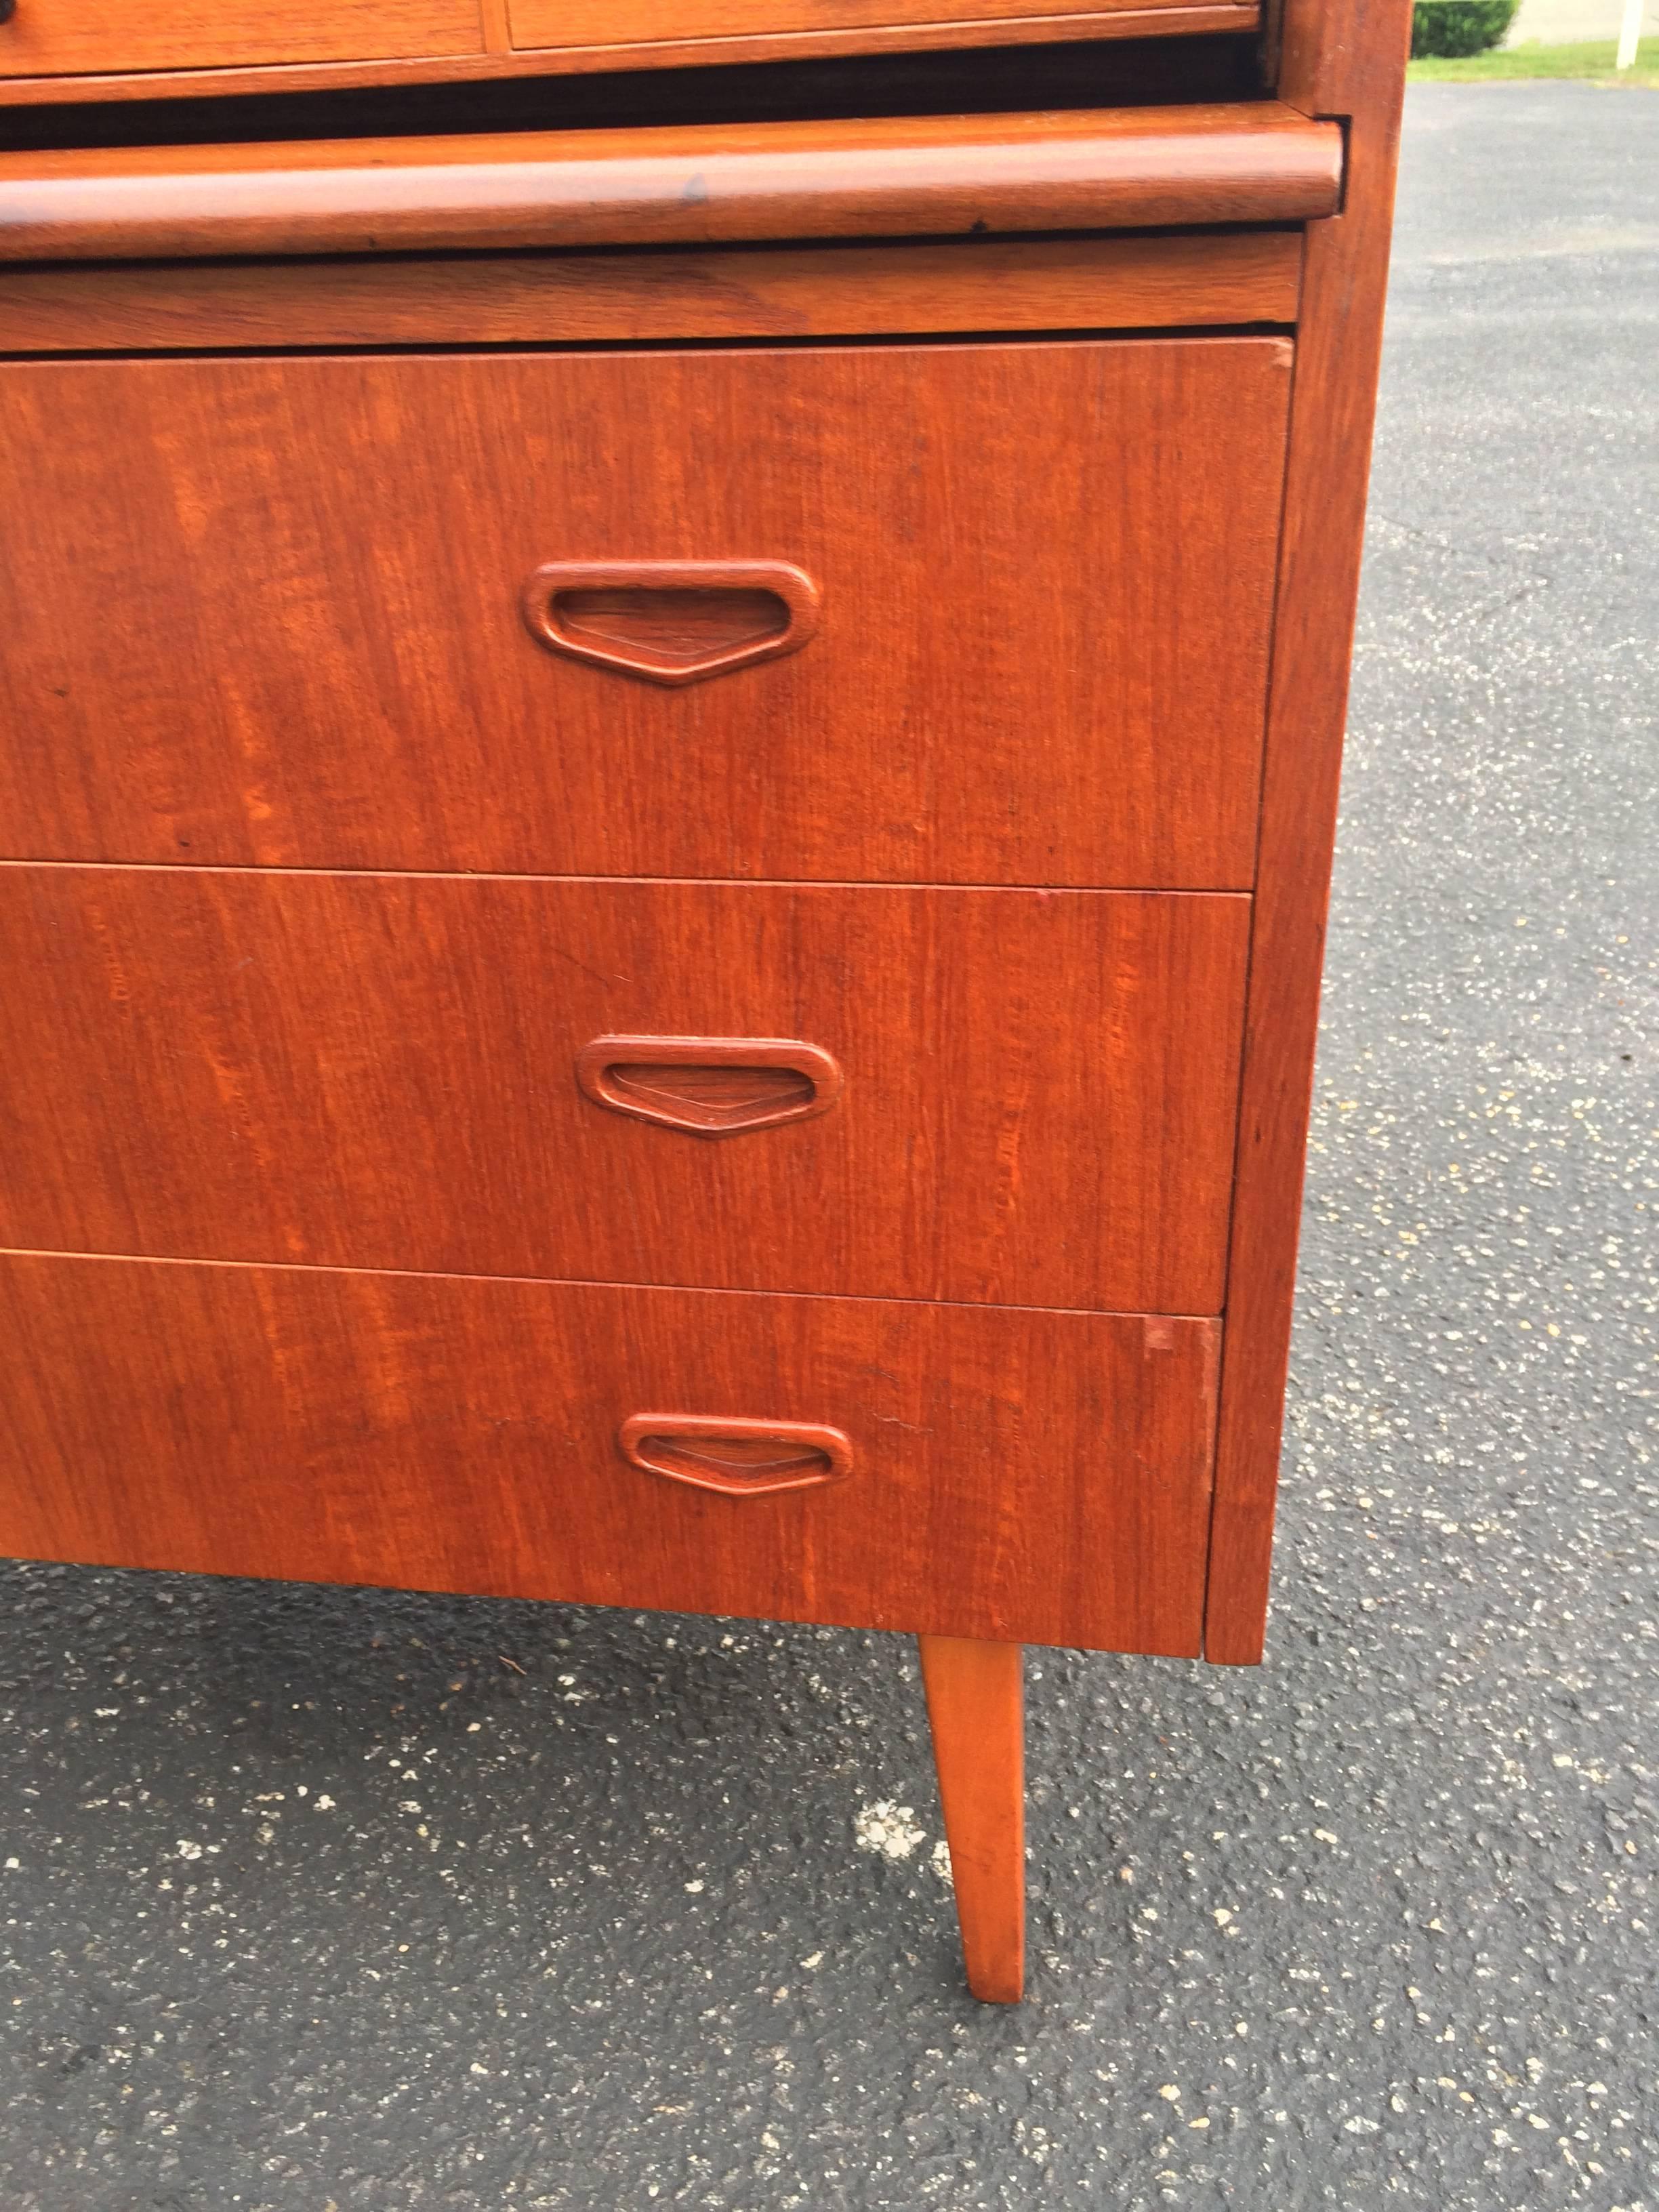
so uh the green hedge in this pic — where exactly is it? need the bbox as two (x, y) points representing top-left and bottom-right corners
(1411, 0), (1521, 55)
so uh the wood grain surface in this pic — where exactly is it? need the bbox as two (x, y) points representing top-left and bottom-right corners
(0, 232), (1301, 355)
(617, 1412), (855, 1497)
(521, 558), (819, 686)
(1204, 0), (1414, 1664)
(0, 104), (1340, 260)
(0, 1252), (1221, 1654)
(0, 10), (1260, 107)
(924, 1645), (1026, 2008)
(919, 1635), (1025, 2001)
(0, 341), (1291, 892)
(574, 1036), (844, 1138)
(0, 0), (480, 78)
(512, 0), (1217, 39)
(0, 868), (1250, 1315)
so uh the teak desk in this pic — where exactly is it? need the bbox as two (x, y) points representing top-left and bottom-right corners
(0, 0), (1410, 2002)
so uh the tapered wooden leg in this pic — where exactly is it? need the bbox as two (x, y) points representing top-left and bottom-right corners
(918, 1634), (1025, 2003)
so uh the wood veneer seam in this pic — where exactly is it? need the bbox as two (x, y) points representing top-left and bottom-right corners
(0, 859), (1254, 895)
(0, 1245), (1225, 1324)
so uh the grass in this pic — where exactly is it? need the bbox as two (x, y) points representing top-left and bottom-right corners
(1409, 35), (1659, 83)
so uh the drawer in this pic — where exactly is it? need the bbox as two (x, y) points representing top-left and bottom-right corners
(509, 0), (1180, 46)
(0, 1252), (1219, 1654)
(0, 867), (1248, 1314)
(0, 0), (479, 77)
(0, 340), (1290, 889)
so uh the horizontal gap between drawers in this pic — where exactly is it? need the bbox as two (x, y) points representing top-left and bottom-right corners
(0, 321), (1294, 365)
(0, 859), (1255, 896)
(0, 1246), (1226, 1325)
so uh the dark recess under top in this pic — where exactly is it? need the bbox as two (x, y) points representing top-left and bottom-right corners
(0, 34), (1264, 153)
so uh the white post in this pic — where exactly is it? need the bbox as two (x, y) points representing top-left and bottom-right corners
(1616, 0), (1643, 68)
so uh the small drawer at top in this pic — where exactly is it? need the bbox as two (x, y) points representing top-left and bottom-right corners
(0, 338), (1291, 889)
(0, 0), (480, 77)
(508, 0), (1219, 48)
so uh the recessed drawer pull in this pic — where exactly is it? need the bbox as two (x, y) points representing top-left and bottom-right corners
(619, 1414), (854, 1498)
(575, 1034), (842, 1137)
(520, 558), (819, 687)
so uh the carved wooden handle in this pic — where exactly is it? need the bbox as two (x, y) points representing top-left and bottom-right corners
(619, 1414), (854, 1498)
(521, 558), (819, 687)
(575, 1035), (842, 1138)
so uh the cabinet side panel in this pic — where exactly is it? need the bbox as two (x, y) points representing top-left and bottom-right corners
(1204, 0), (1414, 1662)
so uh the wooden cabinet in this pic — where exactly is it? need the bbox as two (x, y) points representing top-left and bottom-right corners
(0, 1), (1413, 2004)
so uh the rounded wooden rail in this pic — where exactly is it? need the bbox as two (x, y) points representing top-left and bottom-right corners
(0, 102), (1343, 262)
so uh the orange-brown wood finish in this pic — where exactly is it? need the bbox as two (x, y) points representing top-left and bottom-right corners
(0, 8), (1257, 104)
(521, 558), (821, 687)
(0, 0), (482, 78)
(0, 1253), (1221, 1656)
(0, 105), (1340, 261)
(919, 1635), (1025, 2002)
(0, 868), (1249, 1315)
(619, 1414), (855, 1497)
(512, 0), (1217, 44)
(0, 341), (1291, 892)
(1204, 0), (1414, 1663)
(575, 1036), (846, 1138)
(0, 232), (1302, 355)
(619, 1413), (856, 1498)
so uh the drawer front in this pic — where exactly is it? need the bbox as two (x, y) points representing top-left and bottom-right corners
(510, 0), (1162, 44)
(0, 867), (1248, 1313)
(0, 341), (1290, 889)
(0, 1252), (1218, 1654)
(0, 0), (479, 76)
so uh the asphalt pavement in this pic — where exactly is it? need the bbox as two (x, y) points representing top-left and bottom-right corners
(1, 84), (1656, 2212)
